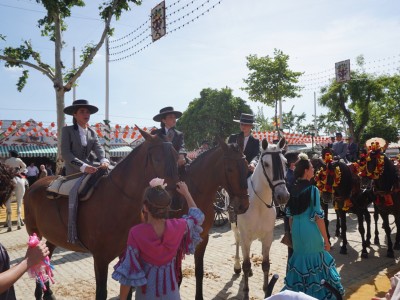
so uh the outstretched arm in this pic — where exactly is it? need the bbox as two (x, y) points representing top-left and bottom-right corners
(0, 241), (49, 294)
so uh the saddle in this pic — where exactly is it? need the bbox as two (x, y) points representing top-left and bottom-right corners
(47, 169), (107, 201)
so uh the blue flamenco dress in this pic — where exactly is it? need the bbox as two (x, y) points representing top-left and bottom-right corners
(112, 207), (204, 300)
(282, 181), (344, 300)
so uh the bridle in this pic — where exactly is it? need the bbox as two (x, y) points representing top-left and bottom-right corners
(251, 150), (286, 209)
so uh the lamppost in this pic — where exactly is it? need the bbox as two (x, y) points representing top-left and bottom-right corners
(309, 125), (316, 151)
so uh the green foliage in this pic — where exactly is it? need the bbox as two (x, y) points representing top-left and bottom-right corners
(242, 49), (303, 132)
(80, 43), (96, 63)
(254, 107), (274, 132)
(319, 57), (393, 143)
(177, 88), (252, 149)
(282, 106), (306, 133)
(361, 122), (399, 146)
(17, 70), (29, 92)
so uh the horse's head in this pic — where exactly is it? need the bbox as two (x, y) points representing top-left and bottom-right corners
(137, 128), (180, 195)
(315, 152), (352, 203)
(255, 138), (290, 207)
(219, 137), (249, 214)
(0, 163), (15, 206)
(364, 148), (396, 192)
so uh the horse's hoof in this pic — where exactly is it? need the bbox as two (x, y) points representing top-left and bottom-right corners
(17, 226), (21, 230)
(340, 247), (347, 255)
(387, 251), (395, 258)
(361, 252), (369, 259)
(7, 227), (11, 232)
(249, 269), (253, 277)
(365, 241), (371, 247)
(234, 267), (241, 274)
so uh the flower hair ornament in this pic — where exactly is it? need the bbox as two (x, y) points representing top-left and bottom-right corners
(149, 177), (167, 190)
(298, 153), (308, 161)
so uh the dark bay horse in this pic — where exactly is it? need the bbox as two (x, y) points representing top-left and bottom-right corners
(313, 151), (353, 254)
(24, 130), (180, 300)
(171, 139), (250, 300)
(348, 162), (377, 258)
(361, 146), (400, 257)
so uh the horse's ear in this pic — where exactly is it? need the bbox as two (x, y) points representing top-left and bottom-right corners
(278, 137), (286, 149)
(262, 138), (268, 150)
(236, 132), (245, 152)
(135, 125), (151, 141)
(217, 136), (228, 151)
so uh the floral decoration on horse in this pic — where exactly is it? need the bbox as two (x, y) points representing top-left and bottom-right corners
(315, 152), (342, 193)
(365, 142), (385, 179)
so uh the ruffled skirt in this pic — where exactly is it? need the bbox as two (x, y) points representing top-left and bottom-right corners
(282, 251), (344, 300)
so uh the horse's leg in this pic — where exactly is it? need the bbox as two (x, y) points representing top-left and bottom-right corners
(365, 208), (372, 247)
(339, 209), (347, 254)
(16, 187), (24, 229)
(231, 223), (241, 274)
(5, 198), (12, 231)
(357, 210), (368, 258)
(195, 236), (209, 300)
(322, 203), (331, 243)
(94, 256), (109, 300)
(335, 206), (341, 237)
(394, 215), (400, 250)
(380, 212), (394, 258)
(261, 235), (273, 298)
(241, 240), (251, 300)
(374, 205), (380, 245)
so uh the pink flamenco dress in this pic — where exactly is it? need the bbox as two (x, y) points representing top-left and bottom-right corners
(112, 207), (204, 299)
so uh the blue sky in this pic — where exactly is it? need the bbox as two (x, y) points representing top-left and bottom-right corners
(0, 0), (399, 129)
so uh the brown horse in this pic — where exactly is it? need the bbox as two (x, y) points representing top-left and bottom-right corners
(172, 139), (250, 300)
(24, 130), (180, 300)
(0, 163), (16, 206)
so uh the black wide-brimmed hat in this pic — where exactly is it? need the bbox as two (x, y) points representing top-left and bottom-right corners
(63, 99), (99, 116)
(233, 113), (256, 125)
(9, 149), (19, 157)
(153, 106), (182, 122)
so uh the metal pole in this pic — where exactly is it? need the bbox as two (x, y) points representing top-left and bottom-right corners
(314, 91), (317, 136)
(279, 97), (283, 136)
(104, 34), (110, 159)
(73, 47), (76, 101)
(105, 35), (109, 121)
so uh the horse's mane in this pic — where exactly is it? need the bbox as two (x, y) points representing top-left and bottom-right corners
(376, 155), (398, 191)
(111, 138), (177, 178)
(0, 163), (15, 206)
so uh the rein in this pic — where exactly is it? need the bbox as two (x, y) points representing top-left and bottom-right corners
(252, 150), (286, 209)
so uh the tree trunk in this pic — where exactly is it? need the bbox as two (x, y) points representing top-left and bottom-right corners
(56, 90), (65, 175)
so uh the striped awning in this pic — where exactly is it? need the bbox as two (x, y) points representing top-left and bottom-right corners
(0, 145), (57, 158)
(0, 145), (133, 158)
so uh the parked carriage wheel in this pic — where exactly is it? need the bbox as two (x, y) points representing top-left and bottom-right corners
(213, 188), (229, 227)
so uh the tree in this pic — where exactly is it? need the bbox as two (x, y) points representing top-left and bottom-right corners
(0, 0), (141, 172)
(254, 107), (274, 132)
(177, 88), (252, 149)
(319, 55), (394, 144)
(242, 48), (303, 134)
(281, 106), (306, 133)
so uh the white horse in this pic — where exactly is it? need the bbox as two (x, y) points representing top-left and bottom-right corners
(232, 138), (290, 299)
(5, 176), (28, 231)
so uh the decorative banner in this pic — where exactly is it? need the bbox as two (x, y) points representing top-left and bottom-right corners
(335, 59), (351, 83)
(151, 1), (166, 42)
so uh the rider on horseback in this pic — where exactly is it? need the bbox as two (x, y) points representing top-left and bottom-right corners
(5, 150), (26, 175)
